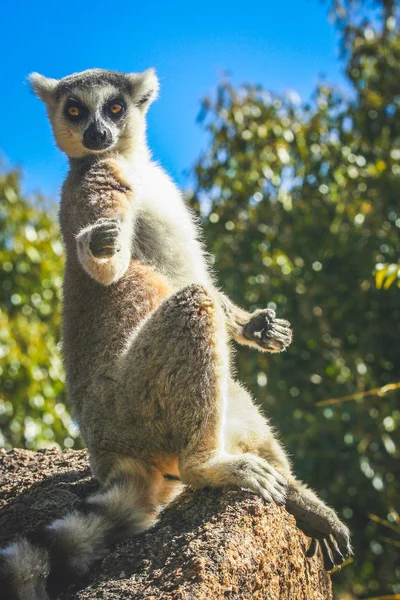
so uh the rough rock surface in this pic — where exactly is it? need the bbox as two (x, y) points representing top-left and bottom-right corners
(0, 448), (332, 599)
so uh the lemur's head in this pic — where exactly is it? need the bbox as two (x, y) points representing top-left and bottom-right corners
(29, 68), (159, 158)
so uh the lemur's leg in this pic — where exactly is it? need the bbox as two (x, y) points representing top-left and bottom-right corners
(223, 378), (292, 476)
(224, 378), (352, 570)
(116, 284), (287, 505)
(217, 292), (292, 353)
(0, 457), (180, 600)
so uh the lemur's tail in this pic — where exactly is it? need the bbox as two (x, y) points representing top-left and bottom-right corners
(0, 459), (176, 600)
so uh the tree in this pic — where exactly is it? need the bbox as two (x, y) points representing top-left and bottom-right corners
(0, 168), (79, 449)
(189, 2), (399, 597)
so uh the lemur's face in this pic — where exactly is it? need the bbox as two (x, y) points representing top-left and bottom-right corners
(54, 85), (130, 156)
(29, 68), (159, 158)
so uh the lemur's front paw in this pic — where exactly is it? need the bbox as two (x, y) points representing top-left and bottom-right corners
(298, 508), (353, 571)
(243, 309), (292, 353)
(233, 454), (287, 505)
(89, 218), (122, 258)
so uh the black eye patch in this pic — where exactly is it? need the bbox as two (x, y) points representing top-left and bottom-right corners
(105, 98), (126, 120)
(63, 98), (89, 122)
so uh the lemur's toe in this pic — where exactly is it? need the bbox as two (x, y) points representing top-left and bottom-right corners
(320, 539), (336, 571)
(330, 522), (353, 558)
(306, 538), (318, 558)
(328, 534), (345, 564)
(306, 530), (352, 571)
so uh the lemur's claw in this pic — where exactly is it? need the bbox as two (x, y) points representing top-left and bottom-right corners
(243, 309), (292, 353)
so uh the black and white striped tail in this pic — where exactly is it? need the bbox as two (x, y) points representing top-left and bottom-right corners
(0, 476), (156, 600)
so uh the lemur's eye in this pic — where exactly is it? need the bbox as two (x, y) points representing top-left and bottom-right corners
(64, 100), (88, 121)
(110, 103), (122, 114)
(68, 106), (80, 117)
(107, 99), (125, 119)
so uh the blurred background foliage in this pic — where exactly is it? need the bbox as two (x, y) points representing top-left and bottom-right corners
(0, 0), (399, 597)
(0, 170), (80, 450)
(189, 0), (400, 597)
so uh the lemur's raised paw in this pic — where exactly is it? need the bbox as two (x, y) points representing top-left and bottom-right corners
(242, 309), (292, 353)
(233, 454), (287, 505)
(89, 218), (122, 258)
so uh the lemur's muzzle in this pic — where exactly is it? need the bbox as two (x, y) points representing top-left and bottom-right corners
(83, 122), (113, 151)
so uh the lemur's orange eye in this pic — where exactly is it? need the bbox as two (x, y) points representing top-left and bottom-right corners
(110, 104), (122, 114)
(68, 106), (80, 117)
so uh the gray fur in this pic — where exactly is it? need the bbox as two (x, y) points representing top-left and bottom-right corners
(0, 68), (351, 599)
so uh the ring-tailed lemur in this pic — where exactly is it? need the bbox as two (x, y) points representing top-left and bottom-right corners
(0, 68), (351, 599)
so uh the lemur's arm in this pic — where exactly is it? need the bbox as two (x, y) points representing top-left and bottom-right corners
(217, 292), (292, 353)
(75, 160), (137, 286)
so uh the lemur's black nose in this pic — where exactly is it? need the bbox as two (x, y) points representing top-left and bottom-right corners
(83, 122), (112, 150)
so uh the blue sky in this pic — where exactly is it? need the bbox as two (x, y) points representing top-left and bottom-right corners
(0, 0), (345, 197)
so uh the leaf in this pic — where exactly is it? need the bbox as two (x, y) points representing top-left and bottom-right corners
(383, 265), (400, 289)
(375, 265), (388, 289)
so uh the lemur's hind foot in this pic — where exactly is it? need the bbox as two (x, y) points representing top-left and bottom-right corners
(243, 309), (292, 353)
(286, 480), (353, 570)
(180, 452), (287, 505)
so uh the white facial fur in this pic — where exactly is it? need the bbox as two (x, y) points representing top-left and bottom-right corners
(29, 69), (159, 159)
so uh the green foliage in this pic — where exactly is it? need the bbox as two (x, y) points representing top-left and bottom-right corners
(376, 263), (400, 289)
(189, 3), (400, 597)
(0, 168), (80, 450)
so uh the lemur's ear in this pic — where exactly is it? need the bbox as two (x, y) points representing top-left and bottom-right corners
(128, 68), (159, 110)
(28, 73), (59, 104)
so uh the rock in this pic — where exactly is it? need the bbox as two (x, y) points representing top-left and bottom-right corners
(0, 449), (332, 599)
